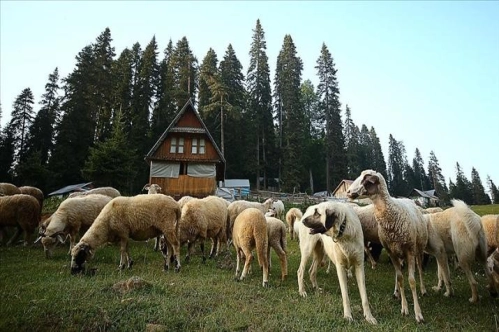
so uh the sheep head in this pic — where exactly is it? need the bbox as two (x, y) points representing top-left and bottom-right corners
(39, 232), (66, 258)
(71, 242), (93, 275)
(487, 249), (499, 298)
(143, 183), (162, 194)
(347, 170), (380, 199)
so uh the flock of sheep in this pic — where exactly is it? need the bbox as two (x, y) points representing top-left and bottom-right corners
(1, 169), (499, 325)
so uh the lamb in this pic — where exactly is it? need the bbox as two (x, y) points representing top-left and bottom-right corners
(18, 186), (44, 213)
(0, 182), (21, 196)
(285, 207), (302, 240)
(35, 194), (112, 258)
(265, 216), (288, 281)
(0, 194), (40, 246)
(423, 199), (489, 302)
(347, 169), (428, 323)
(68, 186), (121, 198)
(481, 214), (499, 255)
(232, 208), (269, 287)
(227, 198), (274, 240)
(70, 194), (181, 274)
(271, 199), (285, 221)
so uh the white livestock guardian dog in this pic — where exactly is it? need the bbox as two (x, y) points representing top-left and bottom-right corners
(299, 201), (377, 324)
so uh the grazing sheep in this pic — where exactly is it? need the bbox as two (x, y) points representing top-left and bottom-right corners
(177, 195), (195, 209)
(301, 201), (377, 324)
(68, 186), (121, 198)
(347, 169), (428, 323)
(36, 194), (112, 258)
(227, 198), (274, 240)
(286, 207), (303, 240)
(350, 204), (381, 269)
(143, 183), (162, 194)
(0, 182), (21, 196)
(487, 249), (499, 297)
(481, 214), (499, 255)
(424, 200), (489, 302)
(232, 208), (269, 287)
(271, 199), (285, 221)
(70, 194), (181, 274)
(18, 186), (44, 213)
(265, 216), (288, 281)
(0, 194), (40, 246)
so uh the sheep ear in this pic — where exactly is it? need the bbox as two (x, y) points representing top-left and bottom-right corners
(34, 236), (42, 244)
(363, 174), (379, 185)
(142, 184), (150, 191)
(324, 210), (336, 230)
(57, 234), (66, 244)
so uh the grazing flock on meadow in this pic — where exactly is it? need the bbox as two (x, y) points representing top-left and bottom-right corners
(1, 169), (499, 324)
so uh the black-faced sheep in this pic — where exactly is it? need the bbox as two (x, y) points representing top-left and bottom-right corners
(70, 194), (181, 274)
(68, 186), (121, 198)
(265, 216), (288, 281)
(285, 207), (302, 240)
(347, 169), (428, 323)
(481, 214), (499, 255)
(424, 200), (489, 302)
(0, 194), (40, 246)
(232, 208), (269, 287)
(301, 201), (377, 324)
(36, 194), (112, 258)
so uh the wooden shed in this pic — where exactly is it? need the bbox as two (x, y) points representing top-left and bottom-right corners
(145, 99), (226, 199)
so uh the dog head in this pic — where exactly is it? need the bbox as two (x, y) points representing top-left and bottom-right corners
(70, 242), (93, 275)
(347, 170), (380, 199)
(302, 203), (342, 235)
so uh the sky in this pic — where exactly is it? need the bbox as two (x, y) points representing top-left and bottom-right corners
(1, 1), (498, 190)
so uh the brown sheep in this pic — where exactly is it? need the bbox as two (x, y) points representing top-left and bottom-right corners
(0, 194), (40, 246)
(0, 182), (21, 196)
(227, 198), (274, 240)
(265, 216), (288, 281)
(232, 208), (269, 287)
(347, 170), (428, 323)
(19, 186), (44, 214)
(285, 207), (302, 240)
(70, 194), (181, 274)
(481, 214), (499, 255)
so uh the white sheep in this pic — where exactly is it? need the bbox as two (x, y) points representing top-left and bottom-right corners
(232, 208), (269, 287)
(487, 249), (499, 298)
(347, 169), (428, 323)
(271, 199), (285, 221)
(285, 207), (303, 240)
(265, 216), (288, 281)
(424, 200), (489, 302)
(143, 183), (162, 194)
(0, 194), (40, 246)
(227, 198), (274, 240)
(350, 204), (381, 269)
(36, 194), (112, 258)
(70, 194), (181, 274)
(68, 186), (121, 198)
(481, 214), (499, 255)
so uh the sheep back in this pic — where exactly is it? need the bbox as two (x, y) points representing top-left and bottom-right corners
(0, 194), (40, 243)
(481, 214), (499, 254)
(0, 182), (21, 196)
(19, 186), (44, 213)
(69, 186), (121, 198)
(232, 208), (268, 268)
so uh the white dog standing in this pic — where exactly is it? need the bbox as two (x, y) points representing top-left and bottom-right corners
(300, 201), (377, 324)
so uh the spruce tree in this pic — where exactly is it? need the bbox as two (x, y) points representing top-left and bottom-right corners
(387, 134), (409, 196)
(470, 167), (491, 205)
(412, 148), (430, 190)
(10, 87), (35, 164)
(427, 151), (450, 205)
(315, 43), (346, 192)
(274, 34), (305, 192)
(487, 176), (499, 204)
(247, 19), (274, 189)
(171, 37), (198, 109)
(0, 124), (16, 181)
(112, 48), (134, 136)
(343, 105), (361, 179)
(369, 127), (388, 179)
(453, 162), (473, 204)
(198, 48), (219, 143)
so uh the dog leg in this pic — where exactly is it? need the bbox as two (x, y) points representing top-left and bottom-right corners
(354, 263), (377, 324)
(335, 263), (353, 322)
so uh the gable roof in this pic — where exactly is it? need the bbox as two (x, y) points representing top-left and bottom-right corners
(410, 188), (438, 199)
(48, 182), (93, 196)
(332, 179), (354, 195)
(145, 99), (225, 163)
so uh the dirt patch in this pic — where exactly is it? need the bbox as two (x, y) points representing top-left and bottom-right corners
(112, 276), (151, 294)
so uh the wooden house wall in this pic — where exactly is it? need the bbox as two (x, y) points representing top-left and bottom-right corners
(176, 111), (202, 128)
(152, 133), (219, 162)
(151, 175), (216, 199)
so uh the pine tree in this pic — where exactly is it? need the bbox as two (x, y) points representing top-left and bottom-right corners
(470, 167), (491, 205)
(369, 127), (388, 179)
(247, 19), (274, 190)
(112, 48), (134, 136)
(82, 109), (137, 194)
(453, 162), (473, 204)
(315, 43), (346, 192)
(10, 87), (35, 164)
(387, 134), (409, 196)
(343, 105), (361, 179)
(274, 34), (305, 192)
(0, 124), (16, 181)
(412, 148), (430, 191)
(198, 48), (219, 142)
(427, 150), (449, 205)
(487, 176), (499, 204)
(171, 37), (198, 109)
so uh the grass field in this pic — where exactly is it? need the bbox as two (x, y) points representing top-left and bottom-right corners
(0, 203), (497, 331)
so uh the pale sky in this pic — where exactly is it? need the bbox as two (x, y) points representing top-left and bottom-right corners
(1, 1), (498, 189)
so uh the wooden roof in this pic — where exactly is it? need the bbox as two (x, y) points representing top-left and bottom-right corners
(145, 99), (226, 164)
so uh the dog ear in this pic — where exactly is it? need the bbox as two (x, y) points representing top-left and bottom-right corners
(324, 209), (337, 230)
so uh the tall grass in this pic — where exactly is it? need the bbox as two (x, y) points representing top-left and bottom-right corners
(1, 234), (498, 331)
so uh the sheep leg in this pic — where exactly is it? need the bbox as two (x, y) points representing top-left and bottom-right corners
(416, 252), (427, 296)
(239, 247), (253, 281)
(199, 241), (206, 263)
(364, 243), (377, 269)
(185, 242), (193, 263)
(433, 252), (453, 297)
(354, 263), (377, 324)
(234, 247), (242, 279)
(407, 255), (424, 323)
(389, 255), (408, 315)
(209, 237), (218, 258)
(336, 263), (353, 322)
(6, 226), (22, 246)
(153, 236), (160, 251)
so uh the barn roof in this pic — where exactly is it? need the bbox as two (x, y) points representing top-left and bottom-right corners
(332, 179), (354, 195)
(48, 182), (93, 196)
(145, 99), (225, 163)
(410, 188), (438, 199)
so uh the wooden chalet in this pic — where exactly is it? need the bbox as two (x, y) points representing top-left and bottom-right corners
(145, 99), (226, 199)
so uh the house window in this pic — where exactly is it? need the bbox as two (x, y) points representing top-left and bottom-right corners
(192, 138), (205, 154)
(170, 137), (185, 154)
